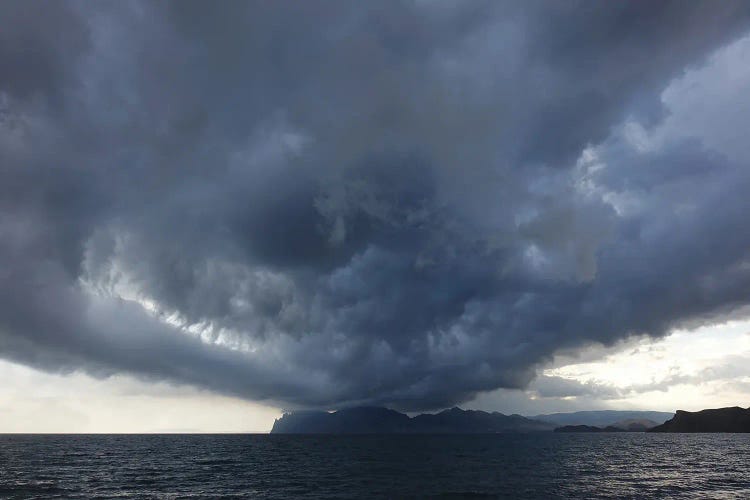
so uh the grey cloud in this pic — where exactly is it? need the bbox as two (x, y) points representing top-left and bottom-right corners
(2, 1), (750, 410)
(0, 2), (90, 104)
(531, 376), (622, 400)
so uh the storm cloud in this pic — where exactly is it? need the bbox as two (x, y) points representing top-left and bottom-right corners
(2, 1), (750, 410)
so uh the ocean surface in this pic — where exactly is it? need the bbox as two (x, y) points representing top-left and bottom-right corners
(1, 433), (749, 499)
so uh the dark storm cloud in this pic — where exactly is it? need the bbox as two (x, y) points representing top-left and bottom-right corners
(2, 0), (750, 410)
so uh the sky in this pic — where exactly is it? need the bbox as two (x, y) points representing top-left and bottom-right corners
(2, 1), (750, 432)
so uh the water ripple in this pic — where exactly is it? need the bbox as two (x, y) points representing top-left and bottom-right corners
(1, 433), (749, 498)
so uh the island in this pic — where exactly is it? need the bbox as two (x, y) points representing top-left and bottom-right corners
(648, 406), (750, 433)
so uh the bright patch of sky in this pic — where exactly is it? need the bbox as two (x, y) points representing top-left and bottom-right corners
(546, 319), (750, 409)
(0, 360), (280, 433)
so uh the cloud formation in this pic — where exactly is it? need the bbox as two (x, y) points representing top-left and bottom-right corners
(2, 1), (750, 410)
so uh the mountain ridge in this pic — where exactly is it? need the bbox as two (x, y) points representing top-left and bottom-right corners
(271, 406), (555, 434)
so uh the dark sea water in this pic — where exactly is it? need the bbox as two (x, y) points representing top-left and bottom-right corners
(1, 433), (749, 499)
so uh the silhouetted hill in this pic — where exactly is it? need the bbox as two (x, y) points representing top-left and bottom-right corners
(609, 418), (660, 431)
(270, 407), (411, 434)
(649, 407), (750, 433)
(555, 425), (606, 432)
(411, 407), (555, 433)
(271, 407), (555, 434)
(533, 410), (673, 428)
(555, 424), (633, 433)
(554, 424), (643, 432)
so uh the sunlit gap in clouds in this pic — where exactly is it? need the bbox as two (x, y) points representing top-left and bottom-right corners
(78, 251), (262, 355)
(535, 316), (750, 411)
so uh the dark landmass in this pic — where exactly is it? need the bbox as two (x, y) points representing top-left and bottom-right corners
(555, 425), (621, 433)
(609, 418), (660, 431)
(533, 410), (673, 428)
(271, 407), (556, 434)
(554, 421), (658, 432)
(410, 407), (554, 433)
(649, 406), (750, 433)
(271, 407), (411, 434)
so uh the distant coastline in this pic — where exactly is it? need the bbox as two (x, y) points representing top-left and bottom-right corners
(271, 407), (672, 434)
(273, 406), (750, 434)
(272, 407), (554, 434)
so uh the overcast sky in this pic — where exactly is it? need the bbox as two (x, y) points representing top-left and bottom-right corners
(2, 1), (750, 432)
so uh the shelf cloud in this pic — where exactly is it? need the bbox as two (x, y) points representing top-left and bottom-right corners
(2, 1), (750, 410)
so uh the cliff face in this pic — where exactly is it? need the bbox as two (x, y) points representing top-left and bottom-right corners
(271, 407), (411, 434)
(649, 407), (750, 433)
(271, 407), (555, 434)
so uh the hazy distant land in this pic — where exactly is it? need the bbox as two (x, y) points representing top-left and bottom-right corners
(533, 410), (674, 428)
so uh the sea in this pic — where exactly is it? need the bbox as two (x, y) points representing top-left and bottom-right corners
(1, 433), (749, 499)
